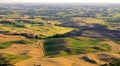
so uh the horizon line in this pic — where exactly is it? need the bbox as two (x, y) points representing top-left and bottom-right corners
(0, 2), (120, 4)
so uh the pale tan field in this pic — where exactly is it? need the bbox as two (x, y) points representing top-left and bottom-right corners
(0, 34), (25, 42)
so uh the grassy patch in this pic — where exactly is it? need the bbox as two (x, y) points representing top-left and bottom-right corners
(66, 37), (110, 54)
(0, 39), (37, 49)
(5, 54), (32, 64)
(44, 37), (111, 57)
(114, 41), (120, 44)
(0, 42), (13, 49)
(66, 37), (101, 48)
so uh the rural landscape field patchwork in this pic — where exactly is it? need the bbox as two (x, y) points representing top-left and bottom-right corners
(0, 3), (120, 66)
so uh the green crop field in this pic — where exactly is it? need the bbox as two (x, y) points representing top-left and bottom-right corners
(0, 39), (37, 49)
(44, 37), (111, 57)
(4, 54), (32, 64)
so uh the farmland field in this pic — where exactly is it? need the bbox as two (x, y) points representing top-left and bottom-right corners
(0, 3), (120, 66)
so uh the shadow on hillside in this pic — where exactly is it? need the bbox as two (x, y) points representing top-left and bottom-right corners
(57, 24), (120, 40)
